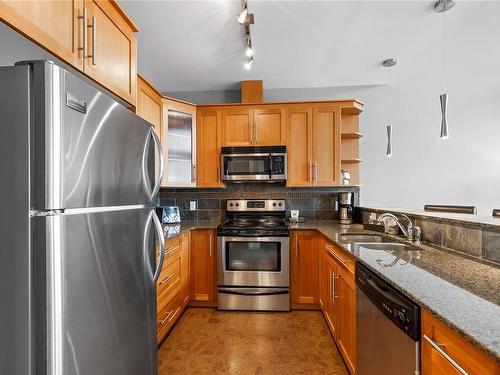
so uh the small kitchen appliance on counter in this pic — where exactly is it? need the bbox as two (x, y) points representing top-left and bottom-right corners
(338, 192), (354, 224)
(217, 199), (290, 311)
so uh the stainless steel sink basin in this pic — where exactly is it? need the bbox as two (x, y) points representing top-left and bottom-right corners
(338, 233), (394, 244)
(357, 243), (413, 252)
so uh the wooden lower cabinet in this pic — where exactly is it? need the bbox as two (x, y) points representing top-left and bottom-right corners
(291, 230), (319, 306)
(290, 227), (356, 375)
(321, 240), (356, 374)
(422, 309), (499, 375)
(335, 259), (356, 374)
(180, 232), (190, 307)
(190, 229), (216, 302)
(156, 233), (190, 344)
(322, 252), (338, 337)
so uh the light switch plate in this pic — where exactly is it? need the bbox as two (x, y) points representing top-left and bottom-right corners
(190, 201), (197, 211)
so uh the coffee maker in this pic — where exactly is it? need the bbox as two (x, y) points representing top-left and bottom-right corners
(338, 192), (354, 224)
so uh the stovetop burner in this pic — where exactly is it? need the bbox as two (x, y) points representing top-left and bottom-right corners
(217, 199), (289, 237)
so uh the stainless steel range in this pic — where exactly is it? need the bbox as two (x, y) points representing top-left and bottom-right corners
(217, 199), (290, 311)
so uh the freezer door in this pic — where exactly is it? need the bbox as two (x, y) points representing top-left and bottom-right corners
(28, 61), (162, 210)
(32, 208), (160, 375)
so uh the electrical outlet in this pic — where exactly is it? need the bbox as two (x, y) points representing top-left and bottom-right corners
(190, 201), (197, 211)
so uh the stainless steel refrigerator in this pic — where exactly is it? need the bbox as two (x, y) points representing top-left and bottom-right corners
(0, 61), (165, 375)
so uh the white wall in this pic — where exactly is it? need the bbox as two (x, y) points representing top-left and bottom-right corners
(171, 2), (500, 215)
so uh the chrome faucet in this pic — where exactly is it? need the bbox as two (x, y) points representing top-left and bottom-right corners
(377, 213), (421, 242)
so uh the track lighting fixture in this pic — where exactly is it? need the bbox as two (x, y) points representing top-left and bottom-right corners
(238, 1), (255, 69)
(244, 57), (254, 70)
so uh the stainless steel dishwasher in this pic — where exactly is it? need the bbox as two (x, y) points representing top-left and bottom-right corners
(356, 262), (421, 375)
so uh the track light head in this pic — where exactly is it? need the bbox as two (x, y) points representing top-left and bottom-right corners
(237, 8), (248, 24)
(244, 57), (254, 70)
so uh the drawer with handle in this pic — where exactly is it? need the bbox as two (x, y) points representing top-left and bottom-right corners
(422, 309), (499, 375)
(157, 255), (181, 308)
(157, 290), (181, 342)
(156, 235), (181, 260)
(325, 241), (355, 273)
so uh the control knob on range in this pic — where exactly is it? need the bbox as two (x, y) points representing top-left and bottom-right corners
(229, 203), (234, 207)
(235, 203), (239, 207)
(273, 202), (277, 207)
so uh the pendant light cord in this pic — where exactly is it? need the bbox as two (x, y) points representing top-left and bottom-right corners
(442, 12), (447, 93)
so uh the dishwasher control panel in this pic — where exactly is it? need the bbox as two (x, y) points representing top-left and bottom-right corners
(356, 262), (420, 341)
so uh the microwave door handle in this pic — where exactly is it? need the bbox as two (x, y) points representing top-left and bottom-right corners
(269, 154), (273, 179)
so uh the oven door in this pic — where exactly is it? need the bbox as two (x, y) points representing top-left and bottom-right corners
(221, 153), (271, 181)
(217, 236), (289, 287)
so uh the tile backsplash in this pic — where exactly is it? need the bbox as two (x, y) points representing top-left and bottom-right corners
(159, 183), (360, 224)
(361, 208), (500, 266)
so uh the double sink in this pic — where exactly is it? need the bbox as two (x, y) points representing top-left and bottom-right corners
(338, 233), (414, 252)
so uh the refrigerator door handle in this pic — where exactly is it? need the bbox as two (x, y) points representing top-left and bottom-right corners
(151, 211), (165, 283)
(151, 128), (164, 198)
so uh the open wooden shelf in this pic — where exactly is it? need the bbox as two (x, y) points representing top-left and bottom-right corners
(341, 159), (363, 163)
(341, 132), (363, 140)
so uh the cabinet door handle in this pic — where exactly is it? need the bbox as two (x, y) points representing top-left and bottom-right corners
(328, 270), (332, 300)
(79, 8), (88, 58)
(249, 123), (253, 143)
(423, 335), (469, 375)
(331, 271), (335, 300)
(254, 122), (258, 143)
(309, 162), (313, 182)
(192, 164), (197, 183)
(333, 272), (339, 299)
(88, 16), (96, 65)
(314, 161), (318, 182)
(159, 310), (174, 325)
(209, 235), (212, 257)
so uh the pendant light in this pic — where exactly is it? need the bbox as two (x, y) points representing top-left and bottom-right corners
(434, 0), (455, 139)
(383, 58), (397, 157)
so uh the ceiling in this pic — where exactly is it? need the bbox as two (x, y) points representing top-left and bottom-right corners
(119, 1), (482, 93)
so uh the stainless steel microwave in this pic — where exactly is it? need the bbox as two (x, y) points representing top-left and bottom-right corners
(220, 146), (287, 182)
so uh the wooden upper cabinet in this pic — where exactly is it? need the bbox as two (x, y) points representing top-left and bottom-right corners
(197, 108), (223, 188)
(253, 106), (286, 145)
(286, 105), (341, 187)
(190, 230), (216, 302)
(0, 0), (84, 69)
(286, 106), (313, 186)
(221, 106), (254, 146)
(291, 231), (319, 305)
(136, 74), (162, 130)
(84, 0), (137, 106)
(0, 0), (138, 106)
(312, 106), (340, 186)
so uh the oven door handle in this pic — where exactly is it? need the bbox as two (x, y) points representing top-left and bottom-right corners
(218, 288), (289, 296)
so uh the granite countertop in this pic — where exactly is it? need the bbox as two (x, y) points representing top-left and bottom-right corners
(162, 221), (219, 240)
(291, 221), (500, 360)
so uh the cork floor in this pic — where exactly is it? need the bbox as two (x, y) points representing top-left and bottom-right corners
(158, 308), (348, 375)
